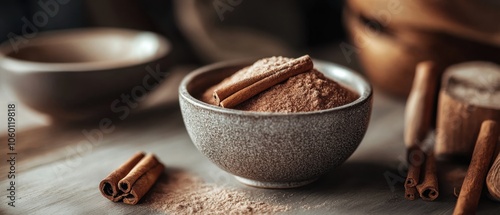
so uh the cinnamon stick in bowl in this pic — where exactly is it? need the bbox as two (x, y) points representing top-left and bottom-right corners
(213, 55), (313, 108)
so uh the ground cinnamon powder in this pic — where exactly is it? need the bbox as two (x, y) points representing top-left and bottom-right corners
(202, 56), (358, 112)
(145, 170), (290, 214)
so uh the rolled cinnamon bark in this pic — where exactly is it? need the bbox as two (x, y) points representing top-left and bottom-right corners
(99, 152), (145, 202)
(405, 147), (425, 188)
(404, 61), (438, 149)
(122, 162), (165, 205)
(404, 61), (438, 197)
(119, 154), (161, 193)
(405, 185), (418, 200)
(100, 152), (165, 205)
(213, 55), (312, 105)
(216, 55), (313, 108)
(454, 120), (499, 215)
(416, 152), (439, 201)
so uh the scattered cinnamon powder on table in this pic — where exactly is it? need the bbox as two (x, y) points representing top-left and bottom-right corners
(144, 170), (290, 214)
(201, 56), (358, 112)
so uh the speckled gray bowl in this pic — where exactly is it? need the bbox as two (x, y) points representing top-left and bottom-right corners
(179, 59), (372, 188)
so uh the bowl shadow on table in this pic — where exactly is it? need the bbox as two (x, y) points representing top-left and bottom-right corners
(281, 160), (499, 213)
(304, 161), (431, 195)
(435, 160), (499, 213)
(140, 164), (500, 214)
(299, 161), (399, 194)
(284, 160), (448, 201)
(237, 161), (412, 213)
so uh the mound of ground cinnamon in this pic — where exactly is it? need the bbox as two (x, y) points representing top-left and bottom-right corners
(201, 56), (358, 112)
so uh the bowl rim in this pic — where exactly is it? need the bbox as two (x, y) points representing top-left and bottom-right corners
(0, 27), (170, 73)
(179, 58), (373, 116)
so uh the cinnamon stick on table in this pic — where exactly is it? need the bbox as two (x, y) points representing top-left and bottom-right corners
(454, 120), (499, 215)
(119, 154), (164, 205)
(405, 186), (418, 200)
(404, 61), (438, 197)
(416, 152), (439, 201)
(99, 152), (164, 205)
(99, 152), (145, 202)
(405, 148), (425, 188)
(214, 55), (313, 108)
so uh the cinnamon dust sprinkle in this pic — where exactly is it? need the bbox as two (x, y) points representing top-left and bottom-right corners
(145, 170), (290, 214)
(202, 56), (358, 112)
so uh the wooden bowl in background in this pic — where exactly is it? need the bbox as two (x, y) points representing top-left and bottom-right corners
(344, 0), (500, 97)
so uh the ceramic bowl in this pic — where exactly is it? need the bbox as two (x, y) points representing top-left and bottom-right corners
(0, 28), (170, 121)
(179, 59), (373, 188)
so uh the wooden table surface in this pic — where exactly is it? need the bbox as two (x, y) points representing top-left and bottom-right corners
(1, 64), (499, 215)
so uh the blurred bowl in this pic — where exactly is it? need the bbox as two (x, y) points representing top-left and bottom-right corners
(344, 2), (500, 97)
(179, 59), (372, 188)
(0, 28), (170, 121)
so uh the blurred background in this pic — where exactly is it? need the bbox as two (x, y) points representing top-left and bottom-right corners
(0, 0), (499, 127)
(0, 0), (347, 64)
(1, 2), (500, 214)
